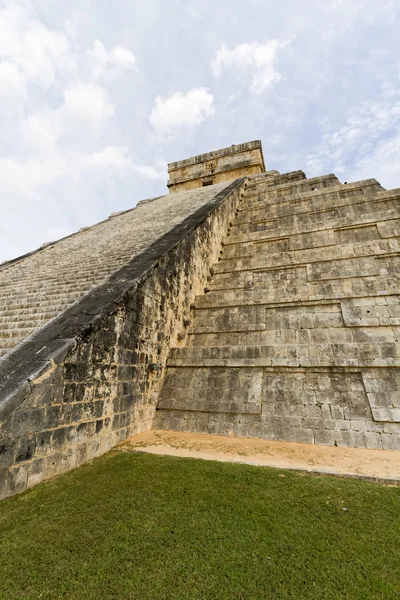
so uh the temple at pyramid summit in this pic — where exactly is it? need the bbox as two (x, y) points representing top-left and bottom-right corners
(1, 139), (400, 498)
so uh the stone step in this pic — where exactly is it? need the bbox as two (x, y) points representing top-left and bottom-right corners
(158, 366), (262, 415)
(0, 280), (93, 294)
(154, 408), (262, 439)
(191, 298), (400, 329)
(191, 304), (266, 332)
(0, 338), (19, 350)
(240, 190), (396, 217)
(0, 262), (119, 280)
(239, 183), (390, 221)
(187, 325), (398, 347)
(244, 170), (306, 189)
(0, 327), (37, 341)
(225, 210), (400, 246)
(240, 187), (387, 218)
(222, 223), (400, 261)
(0, 268), (128, 299)
(376, 188), (400, 201)
(246, 170), (280, 183)
(0, 306), (65, 320)
(243, 174), (340, 198)
(236, 194), (382, 228)
(167, 342), (400, 368)
(197, 273), (400, 309)
(0, 295), (83, 311)
(214, 240), (400, 275)
(207, 270), (254, 291)
(0, 271), (129, 292)
(154, 366), (400, 449)
(242, 177), (381, 204)
(0, 273), (96, 285)
(0, 275), (103, 291)
(0, 292), (86, 306)
(191, 302), (340, 331)
(0, 315), (55, 331)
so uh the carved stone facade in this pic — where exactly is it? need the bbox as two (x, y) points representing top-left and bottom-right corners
(167, 140), (265, 193)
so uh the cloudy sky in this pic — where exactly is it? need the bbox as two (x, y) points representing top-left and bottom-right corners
(0, 0), (399, 261)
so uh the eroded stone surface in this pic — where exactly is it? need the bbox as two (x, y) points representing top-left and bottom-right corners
(155, 170), (400, 449)
(0, 180), (243, 499)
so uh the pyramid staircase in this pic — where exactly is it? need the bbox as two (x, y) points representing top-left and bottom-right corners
(154, 170), (400, 450)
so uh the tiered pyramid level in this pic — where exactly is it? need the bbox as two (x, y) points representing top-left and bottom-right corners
(155, 170), (400, 450)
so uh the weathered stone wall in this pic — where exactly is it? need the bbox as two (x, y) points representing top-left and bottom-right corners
(168, 141), (265, 193)
(0, 180), (244, 499)
(155, 171), (400, 451)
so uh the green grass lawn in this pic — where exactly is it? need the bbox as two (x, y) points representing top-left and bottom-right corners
(0, 451), (399, 600)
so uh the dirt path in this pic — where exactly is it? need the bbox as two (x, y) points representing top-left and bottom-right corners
(119, 430), (400, 483)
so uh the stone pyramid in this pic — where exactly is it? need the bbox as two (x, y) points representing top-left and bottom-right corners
(0, 140), (399, 499)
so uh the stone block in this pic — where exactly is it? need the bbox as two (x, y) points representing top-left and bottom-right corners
(11, 408), (46, 438)
(314, 430), (337, 446)
(10, 464), (29, 494)
(381, 434), (400, 451)
(0, 469), (12, 500)
(15, 435), (36, 463)
(27, 458), (45, 488)
(364, 432), (382, 449)
(0, 440), (16, 470)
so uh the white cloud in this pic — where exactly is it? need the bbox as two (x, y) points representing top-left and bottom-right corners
(149, 87), (214, 134)
(55, 83), (115, 135)
(81, 147), (165, 181)
(0, 61), (27, 108)
(131, 164), (165, 181)
(0, 155), (66, 198)
(0, 1), (161, 262)
(319, 0), (397, 23)
(14, 83), (115, 156)
(228, 92), (241, 104)
(306, 85), (400, 188)
(0, 0), (75, 92)
(211, 40), (288, 94)
(112, 46), (137, 69)
(86, 40), (137, 82)
(82, 146), (132, 171)
(20, 112), (57, 155)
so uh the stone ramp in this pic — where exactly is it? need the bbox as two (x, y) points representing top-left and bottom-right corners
(122, 430), (400, 483)
(155, 169), (400, 449)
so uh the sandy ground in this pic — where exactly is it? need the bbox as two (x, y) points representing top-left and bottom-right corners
(119, 430), (400, 483)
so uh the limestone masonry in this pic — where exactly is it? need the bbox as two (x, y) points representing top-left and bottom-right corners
(0, 139), (399, 499)
(168, 140), (265, 193)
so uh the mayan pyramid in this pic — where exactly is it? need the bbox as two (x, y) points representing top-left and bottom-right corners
(0, 140), (399, 499)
